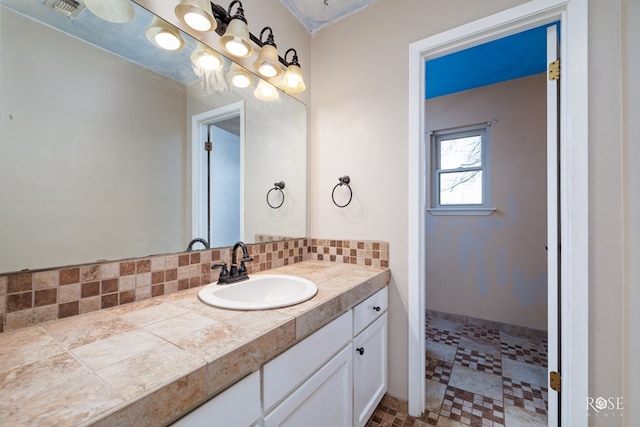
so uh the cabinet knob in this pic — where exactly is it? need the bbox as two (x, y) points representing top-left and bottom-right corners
(372, 306), (381, 312)
(356, 347), (365, 356)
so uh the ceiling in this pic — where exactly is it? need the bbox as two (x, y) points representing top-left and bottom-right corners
(278, 0), (378, 35)
(426, 23), (555, 99)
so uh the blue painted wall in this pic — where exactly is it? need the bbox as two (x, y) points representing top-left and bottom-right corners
(426, 23), (558, 99)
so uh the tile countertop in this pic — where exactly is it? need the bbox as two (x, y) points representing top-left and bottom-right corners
(0, 261), (390, 427)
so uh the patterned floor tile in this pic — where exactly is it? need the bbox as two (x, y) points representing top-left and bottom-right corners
(427, 358), (454, 384)
(427, 327), (461, 346)
(439, 385), (505, 426)
(365, 400), (428, 427)
(461, 324), (502, 346)
(503, 377), (548, 415)
(454, 347), (502, 375)
(500, 342), (548, 367)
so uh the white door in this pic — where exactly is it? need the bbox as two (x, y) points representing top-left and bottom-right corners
(546, 23), (560, 426)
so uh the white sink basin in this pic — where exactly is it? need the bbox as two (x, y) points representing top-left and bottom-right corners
(198, 274), (318, 310)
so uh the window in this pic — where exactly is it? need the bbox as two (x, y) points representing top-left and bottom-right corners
(429, 123), (494, 215)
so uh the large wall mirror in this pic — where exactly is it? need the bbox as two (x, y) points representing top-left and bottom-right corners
(0, 0), (307, 274)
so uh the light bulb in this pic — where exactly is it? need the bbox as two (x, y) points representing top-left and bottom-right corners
(287, 74), (301, 87)
(232, 73), (251, 88)
(225, 39), (249, 57)
(184, 12), (212, 31)
(258, 63), (278, 78)
(254, 80), (279, 101)
(155, 31), (182, 50)
(199, 54), (221, 70)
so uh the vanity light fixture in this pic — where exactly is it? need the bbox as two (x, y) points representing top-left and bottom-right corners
(175, 0), (217, 32)
(172, 0), (307, 92)
(227, 63), (253, 88)
(219, 1), (253, 58)
(253, 27), (282, 78)
(191, 42), (223, 70)
(84, 0), (133, 23)
(146, 16), (185, 51)
(254, 79), (279, 101)
(282, 48), (306, 93)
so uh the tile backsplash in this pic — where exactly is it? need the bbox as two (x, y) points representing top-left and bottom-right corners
(0, 238), (388, 333)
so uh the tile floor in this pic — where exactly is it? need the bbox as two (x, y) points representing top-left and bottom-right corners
(366, 312), (548, 427)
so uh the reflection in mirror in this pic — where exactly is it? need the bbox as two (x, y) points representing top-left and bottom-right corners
(0, 0), (307, 274)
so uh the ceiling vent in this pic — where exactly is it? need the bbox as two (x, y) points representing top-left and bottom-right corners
(45, 0), (85, 18)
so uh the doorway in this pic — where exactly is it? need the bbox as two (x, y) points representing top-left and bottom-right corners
(424, 24), (551, 425)
(407, 0), (589, 425)
(191, 102), (245, 248)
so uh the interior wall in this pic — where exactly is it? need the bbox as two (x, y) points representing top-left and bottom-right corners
(310, 0), (631, 416)
(0, 9), (186, 272)
(623, 0), (640, 421)
(308, 0), (531, 401)
(425, 74), (547, 331)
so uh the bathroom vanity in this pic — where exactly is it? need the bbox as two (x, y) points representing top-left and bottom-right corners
(0, 261), (389, 426)
(175, 285), (388, 427)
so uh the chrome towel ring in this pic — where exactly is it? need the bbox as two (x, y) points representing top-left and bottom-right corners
(332, 175), (352, 208)
(267, 181), (285, 209)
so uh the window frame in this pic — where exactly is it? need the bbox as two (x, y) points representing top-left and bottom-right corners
(428, 123), (495, 216)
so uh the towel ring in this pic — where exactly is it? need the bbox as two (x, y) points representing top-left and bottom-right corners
(332, 175), (352, 208)
(266, 181), (285, 209)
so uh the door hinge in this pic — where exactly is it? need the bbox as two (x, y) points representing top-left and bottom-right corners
(204, 142), (213, 151)
(550, 371), (561, 392)
(549, 60), (560, 81)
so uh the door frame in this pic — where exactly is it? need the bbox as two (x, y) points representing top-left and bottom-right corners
(407, 0), (588, 424)
(191, 101), (246, 243)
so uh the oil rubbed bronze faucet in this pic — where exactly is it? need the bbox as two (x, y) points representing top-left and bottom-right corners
(186, 238), (209, 251)
(211, 241), (253, 284)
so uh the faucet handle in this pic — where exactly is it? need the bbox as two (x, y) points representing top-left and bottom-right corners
(211, 263), (229, 279)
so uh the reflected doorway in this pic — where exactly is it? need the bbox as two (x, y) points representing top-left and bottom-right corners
(191, 102), (245, 248)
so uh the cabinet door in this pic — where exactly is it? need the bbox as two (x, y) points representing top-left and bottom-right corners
(171, 371), (260, 427)
(263, 311), (352, 411)
(264, 344), (353, 427)
(353, 312), (387, 427)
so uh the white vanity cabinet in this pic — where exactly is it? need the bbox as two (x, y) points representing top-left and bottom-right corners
(353, 313), (387, 427)
(171, 287), (388, 427)
(352, 287), (388, 427)
(171, 370), (261, 427)
(263, 344), (353, 427)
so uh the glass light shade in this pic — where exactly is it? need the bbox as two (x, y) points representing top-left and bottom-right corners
(85, 0), (133, 23)
(220, 19), (253, 58)
(282, 64), (306, 93)
(175, 0), (217, 32)
(227, 64), (252, 88)
(190, 43), (223, 70)
(254, 44), (282, 78)
(145, 17), (185, 51)
(254, 80), (279, 101)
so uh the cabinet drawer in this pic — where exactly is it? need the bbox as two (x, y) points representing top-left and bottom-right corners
(171, 370), (260, 427)
(353, 287), (388, 336)
(263, 310), (352, 411)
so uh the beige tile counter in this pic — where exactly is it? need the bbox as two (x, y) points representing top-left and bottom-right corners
(0, 261), (390, 426)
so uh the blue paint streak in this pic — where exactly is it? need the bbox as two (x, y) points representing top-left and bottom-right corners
(496, 251), (508, 288)
(508, 195), (519, 225)
(425, 23), (558, 99)
(459, 230), (475, 273)
(513, 267), (547, 307)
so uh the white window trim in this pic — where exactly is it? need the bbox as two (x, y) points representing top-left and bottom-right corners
(428, 122), (495, 215)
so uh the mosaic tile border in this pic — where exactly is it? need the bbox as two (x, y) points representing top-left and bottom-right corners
(0, 238), (389, 333)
